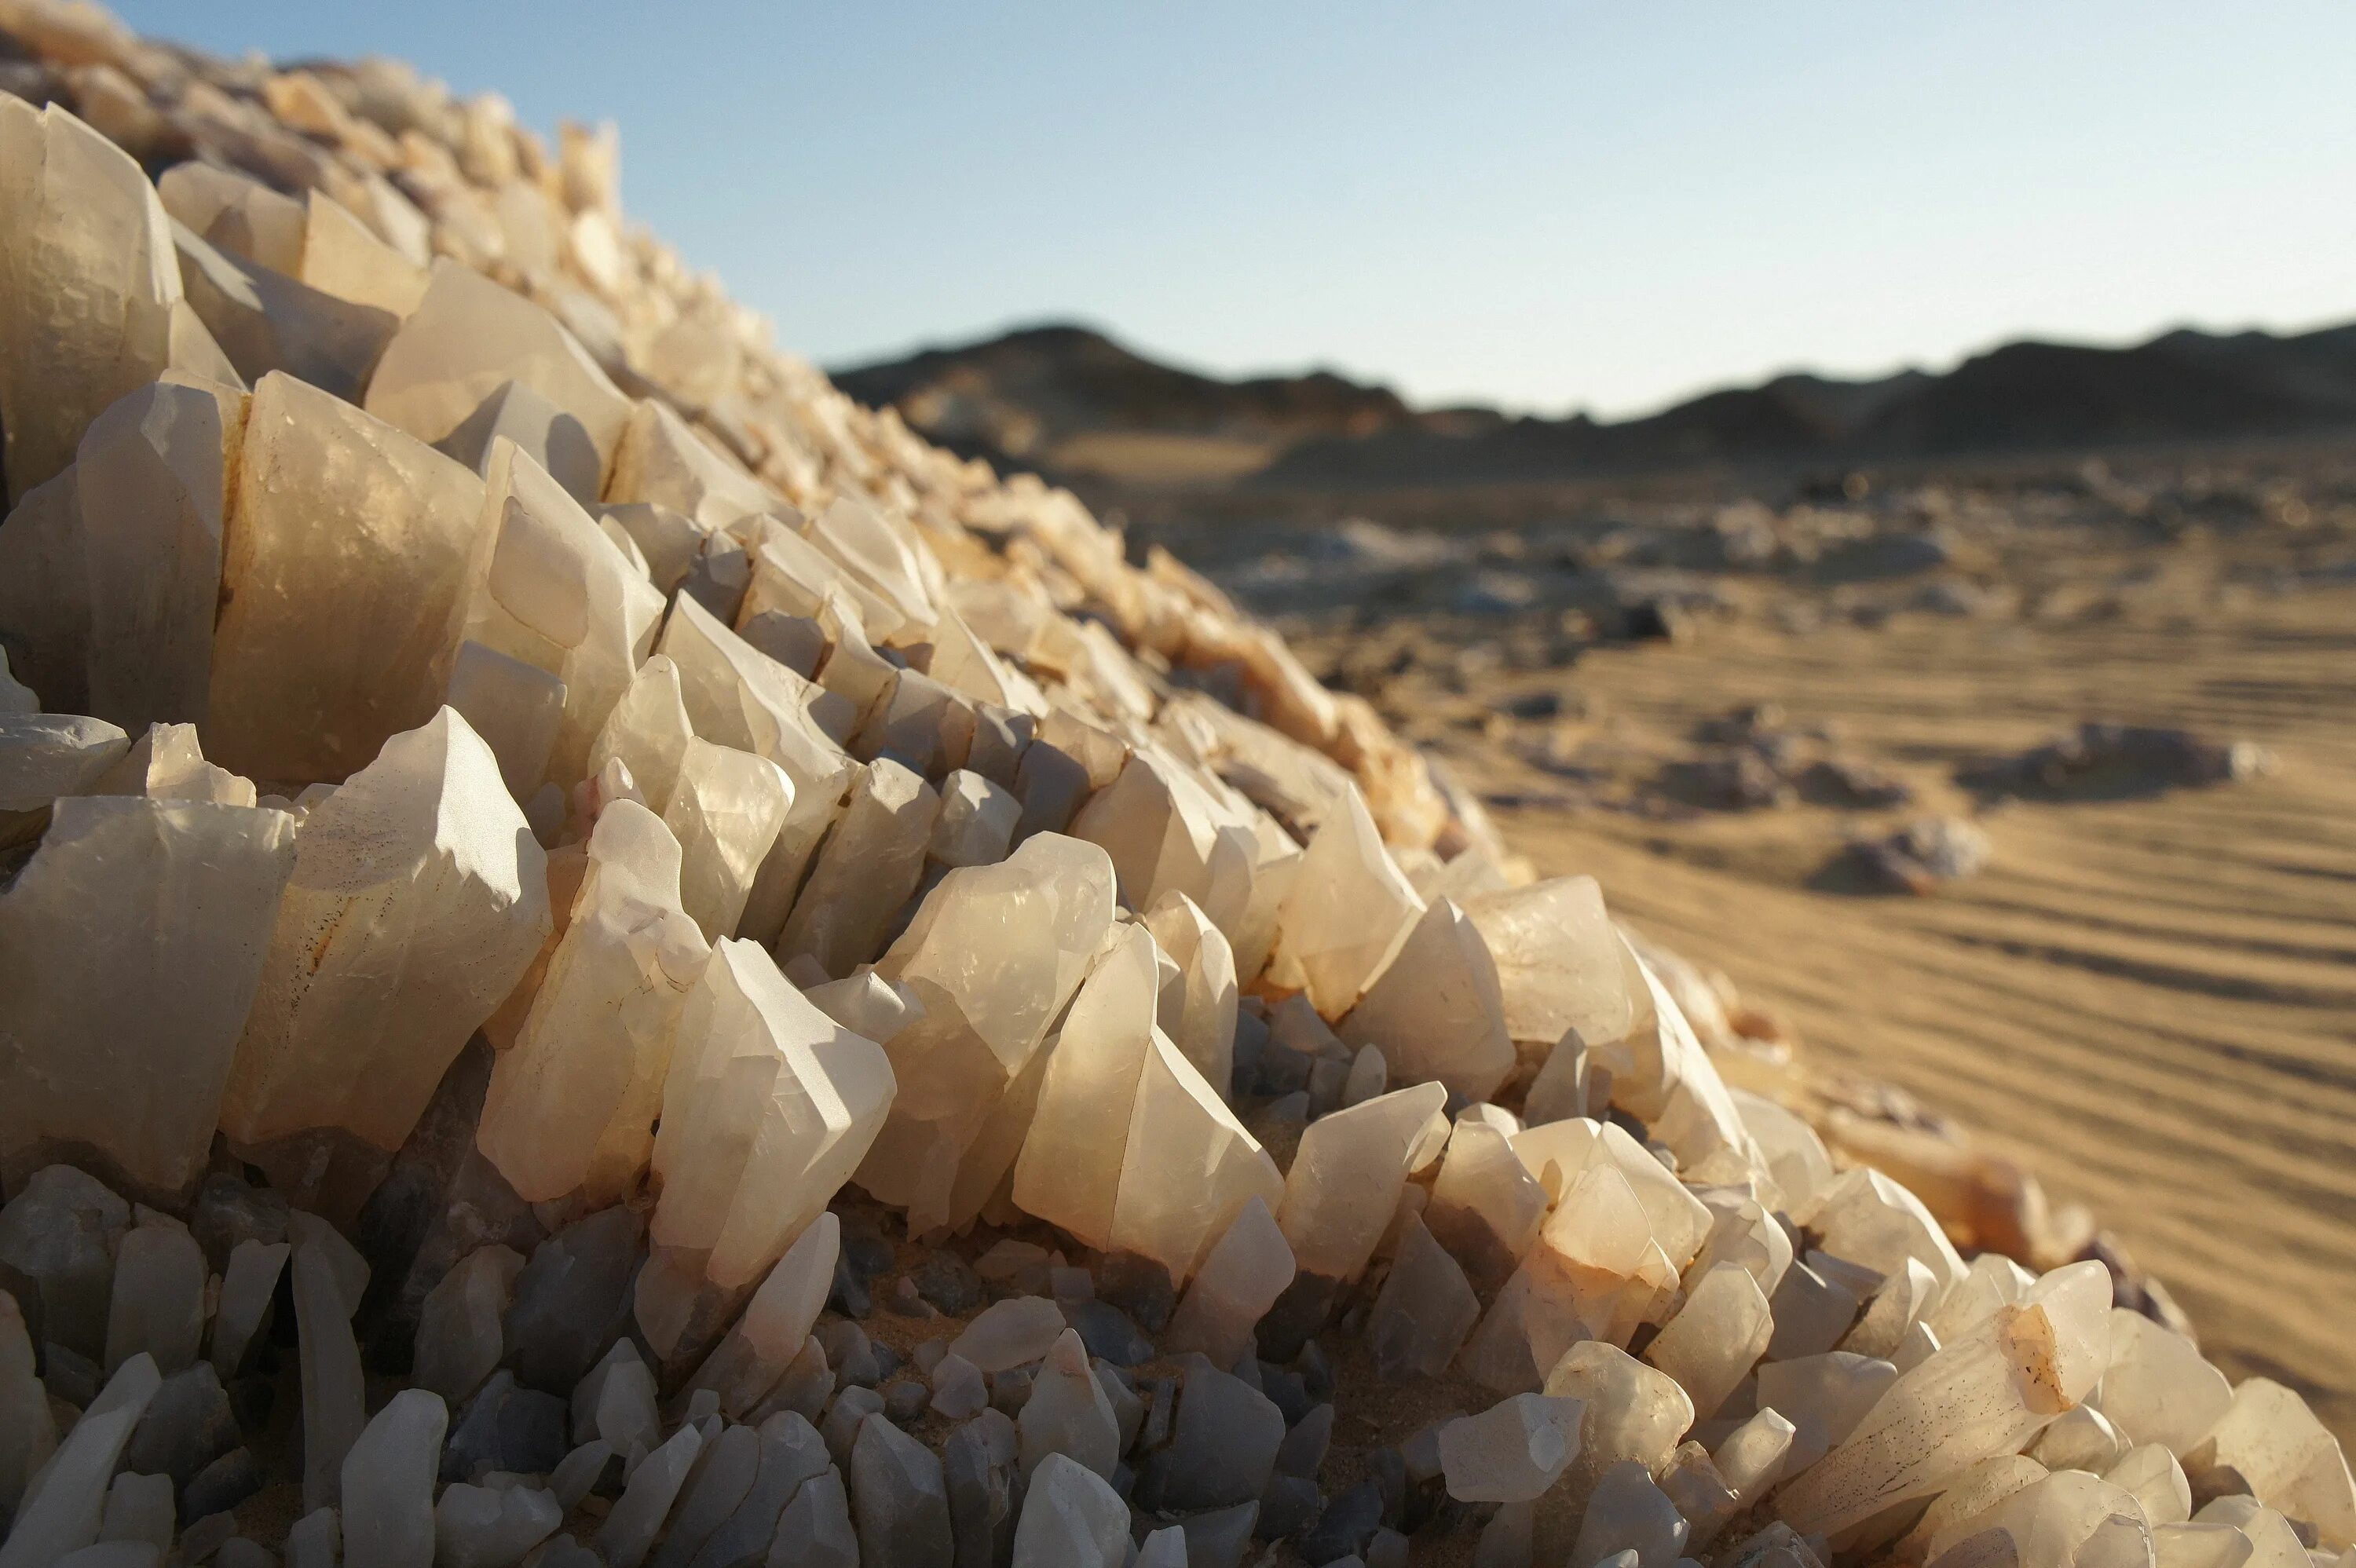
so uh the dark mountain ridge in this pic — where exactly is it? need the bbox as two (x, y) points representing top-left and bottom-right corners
(830, 319), (2356, 488)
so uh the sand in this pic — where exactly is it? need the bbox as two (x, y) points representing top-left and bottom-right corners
(1455, 579), (2356, 1446)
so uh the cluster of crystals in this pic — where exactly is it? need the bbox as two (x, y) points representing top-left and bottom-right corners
(0, 4), (2351, 1566)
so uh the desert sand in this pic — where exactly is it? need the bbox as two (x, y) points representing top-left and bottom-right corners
(1260, 462), (2356, 1443)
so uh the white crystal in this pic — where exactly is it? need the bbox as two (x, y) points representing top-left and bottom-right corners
(341, 1389), (445, 1568)
(1338, 897), (1515, 1103)
(1438, 1394), (1583, 1503)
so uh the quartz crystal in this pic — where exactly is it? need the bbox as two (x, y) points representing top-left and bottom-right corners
(1776, 1260), (2114, 1538)
(170, 220), (395, 402)
(1275, 1082), (1448, 1285)
(1438, 1394), (1583, 1503)
(91, 723), (254, 806)
(1012, 924), (1283, 1281)
(478, 801), (712, 1205)
(1337, 896), (1515, 1103)
(0, 1292), (57, 1512)
(2195, 1379), (2356, 1549)
(858, 834), (1115, 1232)
(466, 439), (665, 784)
(849, 1415), (953, 1568)
(207, 372), (490, 784)
(777, 756), (937, 979)
(224, 709), (549, 1156)
(1142, 891), (1241, 1098)
(157, 161), (305, 274)
(364, 258), (631, 482)
(1366, 1215), (1481, 1380)
(71, 376), (240, 733)
(0, 795), (297, 1197)
(638, 939), (892, 1339)
(594, 1424), (701, 1568)
(2094, 1310), (2233, 1456)
(103, 1214), (204, 1376)
(0, 713), (130, 817)
(950, 1297), (1070, 1374)
(607, 397), (775, 529)
(413, 1245), (525, 1405)
(591, 656), (697, 813)
(1421, 1119), (1547, 1296)
(686, 1212), (838, 1416)
(1018, 1329), (1120, 1482)
(1462, 875), (1638, 1049)
(0, 100), (181, 508)
(444, 640), (566, 800)
(342, 1389), (446, 1568)
(0, 1353), (159, 1568)
(1266, 785), (1423, 1017)
(1571, 1460), (1692, 1568)
(1011, 1451), (1131, 1568)
(663, 739), (792, 942)
(1644, 1263), (1774, 1422)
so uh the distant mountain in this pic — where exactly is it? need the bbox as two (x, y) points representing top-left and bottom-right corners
(831, 323), (1415, 483)
(830, 320), (2356, 490)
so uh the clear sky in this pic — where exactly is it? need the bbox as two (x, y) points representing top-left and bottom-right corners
(110, 2), (2356, 418)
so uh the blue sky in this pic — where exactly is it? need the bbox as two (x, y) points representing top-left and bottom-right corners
(110, 2), (2356, 418)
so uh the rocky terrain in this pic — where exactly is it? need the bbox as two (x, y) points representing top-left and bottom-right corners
(0, 5), (2351, 1568)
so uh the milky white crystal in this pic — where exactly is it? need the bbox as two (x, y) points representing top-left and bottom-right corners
(224, 709), (548, 1154)
(478, 800), (711, 1204)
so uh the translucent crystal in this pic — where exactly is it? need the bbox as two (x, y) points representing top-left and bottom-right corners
(207, 371), (489, 784)
(364, 258), (631, 483)
(1714, 1408), (1797, 1508)
(91, 723), (254, 806)
(687, 1212), (838, 1416)
(1645, 1263), (1774, 1422)
(1164, 1197), (1297, 1369)
(591, 656), (697, 813)
(858, 834), (1116, 1232)
(1542, 1342), (1696, 1496)
(1804, 1167), (1967, 1306)
(341, 1388), (445, 1568)
(0, 1292), (57, 1513)
(466, 440), (666, 784)
(1275, 1082), (1448, 1284)
(849, 1414), (953, 1568)
(1151, 1360), (1285, 1511)
(170, 219), (396, 403)
(301, 189), (434, 321)
(294, 1234), (368, 1514)
(1438, 1393), (1583, 1503)
(1267, 785), (1423, 1018)
(1571, 1460), (1692, 1568)
(68, 377), (240, 733)
(103, 1214), (204, 1376)
(930, 769), (1023, 870)
(1906, 1454), (2051, 1564)
(443, 639), (566, 802)
(1011, 1452), (1132, 1568)
(770, 1464), (857, 1568)
(0, 101), (181, 508)
(1366, 1215), (1480, 1380)
(1019, 1329), (1120, 1482)
(607, 397), (775, 529)
(1776, 1260), (2114, 1538)
(663, 740), (792, 942)
(96, 1471), (171, 1557)
(1424, 1119), (1548, 1296)
(1015, 925), (1284, 1281)
(432, 1481), (560, 1568)
(594, 1423), (701, 1568)
(157, 161), (305, 274)
(2196, 1379), (2356, 1549)
(1142, 891), (1241, 1098)
(951, 1298), (1071, 1374)
(478, 801), (712, 1204)
(777, 757), (937, 979)
(0, 1352), (159, 1568)
(0, 714), (128, 815)
(412, 1245), (524, 1405)
(1462, 875), (1638, 1048)
(642, 937), (893, 1309)
(2108, 1444), (2193, 1529)
(0, 795), (297, 1198)
(2096, 1311), (2232, 1456)
(224, 709), (549, 1156)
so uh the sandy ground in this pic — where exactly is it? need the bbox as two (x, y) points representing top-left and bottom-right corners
(1414, 573), (2356, 1446)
